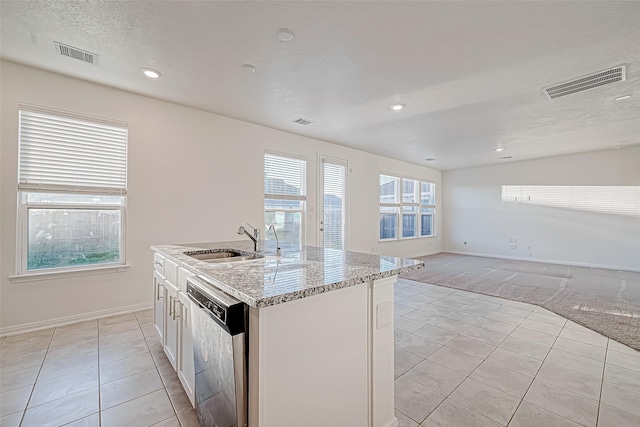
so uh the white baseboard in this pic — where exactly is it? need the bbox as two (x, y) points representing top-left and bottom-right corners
(0, 302), (153, 337)
(444, 250), (640, 273)
(383, 417), (399, 427)
(412, 250), (443, 258)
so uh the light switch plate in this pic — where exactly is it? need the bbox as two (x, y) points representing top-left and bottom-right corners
(376, 301), (393, 329)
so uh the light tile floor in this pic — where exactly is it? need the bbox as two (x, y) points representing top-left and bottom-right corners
(0, 310), (198, 427)
(3, 279), (640, 427)
(393, 278), (640, 427)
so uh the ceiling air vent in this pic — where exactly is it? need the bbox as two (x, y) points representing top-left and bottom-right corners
(54, 42), (99, 65)
(543, 65), (625, 100)
(292, 117), (313, 126)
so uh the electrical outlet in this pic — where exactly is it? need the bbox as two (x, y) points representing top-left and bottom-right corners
(526, 245), (532, 251)
(376, 301), (393, 329)
(509, 243), (517, 250)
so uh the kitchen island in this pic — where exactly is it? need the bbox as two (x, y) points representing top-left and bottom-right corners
(151, 240), (423, 427)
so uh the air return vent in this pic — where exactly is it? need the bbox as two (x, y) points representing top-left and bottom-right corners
(292, 117), (313, 126)
(543, 65), (625, 100)
(54, 42), (99, 65)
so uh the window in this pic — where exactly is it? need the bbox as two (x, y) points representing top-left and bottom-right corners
(264, 153), (306, 247)
(17, 105), (127, 274)
(379, 174), (435, 240)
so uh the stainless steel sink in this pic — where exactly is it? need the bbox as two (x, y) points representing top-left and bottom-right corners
(187, 251), (259, 263)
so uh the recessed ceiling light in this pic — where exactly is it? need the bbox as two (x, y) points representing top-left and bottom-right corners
(424, 158), (436, 161)
(391, 104), (405, 111)
(241, 64), (256, 73)
(142, 68), (161, 79)
(276, 28), (294, 42)
(499, 156), (512, 160)
(613, 145), (622, 149)
(495, 147), (504, 152)
(616, 94), (632, 101)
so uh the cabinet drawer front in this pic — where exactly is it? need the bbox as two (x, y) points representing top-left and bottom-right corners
(164, 259), (179, 285)
(153, 253), (165, 274)
(177, 267), (195, 294)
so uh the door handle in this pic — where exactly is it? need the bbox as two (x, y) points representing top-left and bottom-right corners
(320, 228), (324, 231)
(173, 301), (181, 320)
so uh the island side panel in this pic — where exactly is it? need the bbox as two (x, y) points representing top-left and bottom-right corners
(371, 276), (398, 427)
(249, 282), (370, 427)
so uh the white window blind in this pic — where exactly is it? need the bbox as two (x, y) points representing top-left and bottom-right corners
(502, 185), (640, 216)
(264, 153), (306, 200)
(323, 161), (346, 250)
(18, 106), (128, 195)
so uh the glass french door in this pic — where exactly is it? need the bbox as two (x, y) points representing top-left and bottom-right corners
(318, 156), (348, 250)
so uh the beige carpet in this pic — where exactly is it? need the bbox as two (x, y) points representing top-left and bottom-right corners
(401, 253), (640, 351)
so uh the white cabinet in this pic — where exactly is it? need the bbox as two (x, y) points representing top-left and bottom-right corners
(152, 256), (195, 407)
(163, 259), (180, 370)
(164, 278), (180, 370)
(152, 253), (166, 342)
(177, 285), (195, 406)
(153, 270), (165, 341)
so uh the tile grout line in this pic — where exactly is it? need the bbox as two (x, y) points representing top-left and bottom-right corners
(0, 313), (183, 427)
(18, 329), (56, 426)
(595, 338), (610, 427)
(503, 318), (564, 426)
(140, 314), (182, 426)
(98, 320), (102, 427)
(397, 295), (531, 425)
(396, 283), (615, 426)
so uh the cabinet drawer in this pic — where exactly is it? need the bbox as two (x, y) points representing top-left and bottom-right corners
(164, 259), (179, 285)
(177, 267), (195, 294)
(153, 253), (165, 274)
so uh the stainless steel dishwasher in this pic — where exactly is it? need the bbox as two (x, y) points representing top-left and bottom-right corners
(186, 276), (248, 427)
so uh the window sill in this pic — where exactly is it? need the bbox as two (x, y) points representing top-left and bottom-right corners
(378, 235), (436, 243)
(9, 264), (130, 283)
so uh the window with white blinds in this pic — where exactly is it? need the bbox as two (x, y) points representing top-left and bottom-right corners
(322, 160), (347, 250)
(379, 174), (435, 240)
(18, 106), (128, 194)
(16, 105), (128, 275)
(264, 153), (306, 200)
(264, 153), (306, 247)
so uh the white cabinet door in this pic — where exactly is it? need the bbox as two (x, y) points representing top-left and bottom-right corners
(153, 270), (166, 341)
(163, 278), (180, 370)
(177, 267), (195, 406)
(178, 291), (195, 407)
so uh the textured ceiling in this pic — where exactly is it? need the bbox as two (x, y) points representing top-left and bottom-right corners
(1, 1), (639, 170)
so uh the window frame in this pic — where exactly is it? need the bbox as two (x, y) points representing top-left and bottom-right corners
(15, 105), (128, 276)
(264, 150), (307, 248)
(379, 173), (436, 241)
(17, 194), (127, 275)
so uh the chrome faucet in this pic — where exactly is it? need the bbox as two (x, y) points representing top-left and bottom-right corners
(267, 224), (282, 257)
(237, 223), (262, 252)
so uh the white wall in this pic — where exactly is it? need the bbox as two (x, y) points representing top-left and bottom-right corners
(0, 61), (441, 332)
(442, 146), (640, 270)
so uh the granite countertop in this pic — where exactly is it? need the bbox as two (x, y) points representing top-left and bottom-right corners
(151, 240), (424, 308)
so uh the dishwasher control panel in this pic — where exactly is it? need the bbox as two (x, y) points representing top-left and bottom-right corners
(187, 285), (226, 322)
(186, 277), (247, 336)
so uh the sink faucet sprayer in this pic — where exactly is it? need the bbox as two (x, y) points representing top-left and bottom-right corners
(267, 224), (282, 257)
(237, 223), (262, 252)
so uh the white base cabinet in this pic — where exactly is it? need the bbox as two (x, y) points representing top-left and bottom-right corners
(248, 276), (398, 427)
(152, 270), (165, 342)
(152, 257), (195, 407)
(163, 278), (180, 370)
(177, 267), (196, 407)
